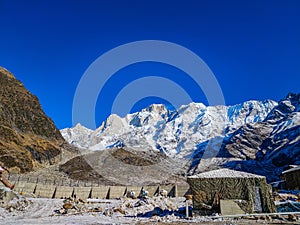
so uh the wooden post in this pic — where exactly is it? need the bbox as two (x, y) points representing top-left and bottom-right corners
(185, 195), (193, 218)
(185, 200), (189, 218)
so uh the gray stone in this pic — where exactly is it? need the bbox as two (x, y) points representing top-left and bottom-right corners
(0, 188), (18, 205)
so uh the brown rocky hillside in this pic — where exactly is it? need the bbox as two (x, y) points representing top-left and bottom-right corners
(59, 147), (186, 185)
(0, 67), (76, 173)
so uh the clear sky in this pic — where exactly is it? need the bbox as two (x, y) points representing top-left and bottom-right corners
(0, 0), (299, 129)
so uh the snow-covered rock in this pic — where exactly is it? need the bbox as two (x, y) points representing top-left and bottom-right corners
(61, 123), (93, 149)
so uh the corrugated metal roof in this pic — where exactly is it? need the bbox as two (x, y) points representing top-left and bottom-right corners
(188, 168), (265, 179)
(282, 165), (300, 174)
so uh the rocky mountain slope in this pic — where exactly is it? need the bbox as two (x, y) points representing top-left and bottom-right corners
(215, 93), (300, 181)
(0, 67), (76, 173)
(59, 147), (185, 185)
(62, 94), (299, 182)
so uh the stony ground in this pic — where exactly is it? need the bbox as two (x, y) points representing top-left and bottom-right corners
(1, 189), (299, 225)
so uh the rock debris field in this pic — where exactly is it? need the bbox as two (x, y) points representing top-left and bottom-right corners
(0, 187), (299, 225)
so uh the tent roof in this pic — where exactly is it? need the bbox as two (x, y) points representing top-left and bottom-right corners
(188, 168), (265, 179)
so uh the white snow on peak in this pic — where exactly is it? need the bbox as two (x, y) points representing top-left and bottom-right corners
(61, 100), (278, 156)
(61, 123), (93, 149)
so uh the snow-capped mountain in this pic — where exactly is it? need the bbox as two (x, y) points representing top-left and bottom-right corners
(61, 99), (277, 156)
(218, 93), (300, 181)
(61, 93), (300, 182)
(61, 123), (93, 149)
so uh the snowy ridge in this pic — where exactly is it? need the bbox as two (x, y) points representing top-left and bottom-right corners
(60, 123), (93, 149)
(61, 99), (277, 157)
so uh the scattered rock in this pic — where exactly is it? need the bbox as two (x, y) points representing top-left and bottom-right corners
(259, 215), (266, 220)
(91, 207), (102, 212)
(288, 214), (297, 222)
(114, 207), (125, 214)
(152, 215), (161, 222)
(63, 202), (73, 210)
(3, 195), (32, 212)
(125, 202), (134, 208)
(103, 208), (113, 217)
(266, 215), (272, 221)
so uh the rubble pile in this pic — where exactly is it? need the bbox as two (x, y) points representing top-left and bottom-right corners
(0, 187), (33, 215)
(52, 194), (192, 220)
(4, 197), (32, 213)
(53, 197), (90, 215)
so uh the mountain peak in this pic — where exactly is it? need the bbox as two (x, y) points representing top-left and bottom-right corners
(61, 95), (300, 181)
(142, 104), (167, 113)
(0, 66), (16, 79)
(74, 123), (87, 128)
(62, 98), (278, 155)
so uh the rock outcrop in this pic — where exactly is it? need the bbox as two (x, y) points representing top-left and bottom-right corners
(0, 67), (75, 173)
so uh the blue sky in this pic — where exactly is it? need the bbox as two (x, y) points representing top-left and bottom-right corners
(0, 0), (299, 129)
